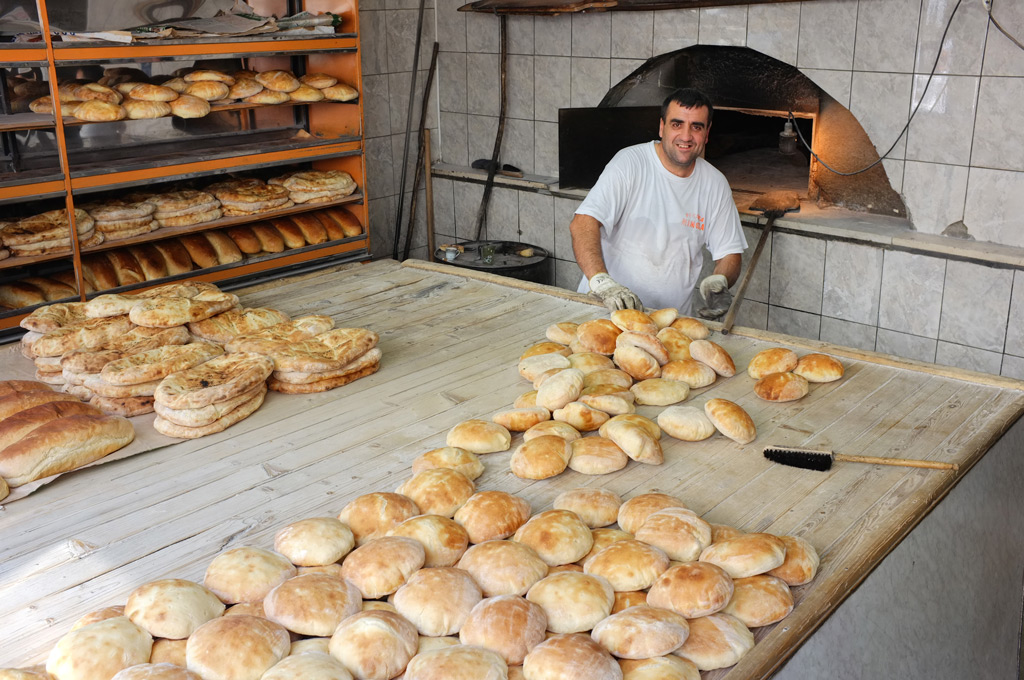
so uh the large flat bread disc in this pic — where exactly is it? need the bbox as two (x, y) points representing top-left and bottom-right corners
(20, 301), (89, 333)
(155, 353), (274, 409)
(154, 385), (265, 438)
(129, 291), (239, 328)
(100, 341), (224, 385)
(267, 361), (379, 394)
(271, 347), (381, 384)
(188, 307), (291, 344)
(225, 315), (335, 353)
(153, 383), (265, 427)
(60, 326), (192, 374)
(266, 328), (379, 373)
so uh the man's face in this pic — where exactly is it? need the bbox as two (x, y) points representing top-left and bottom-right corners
(658, 102), (711, 177)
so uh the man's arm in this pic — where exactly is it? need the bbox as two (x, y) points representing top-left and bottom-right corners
(569, 213), (608, 280)
(713, 252), (742, 287)
(569, 213), (642, 310)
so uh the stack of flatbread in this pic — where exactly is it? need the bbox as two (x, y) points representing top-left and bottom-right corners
(260, 327), (381, 394)
(0, 380), (134, 495)
(153, 352), (274, 438)
(1, 209), (100, 258)
(82, 199), (157, 241)
(150, 190), (222, 229)
(212, 180), (293, 216)
(188, 307), (291, 344)
(269, 170), (358, 205)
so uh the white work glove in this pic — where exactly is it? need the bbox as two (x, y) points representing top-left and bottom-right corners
(699, 274), (729, 303)
(698, 274), (732, 321)
(588, 273), (642, 311)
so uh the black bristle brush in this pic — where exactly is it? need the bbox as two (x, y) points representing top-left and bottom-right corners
(763, 446), (958, 472)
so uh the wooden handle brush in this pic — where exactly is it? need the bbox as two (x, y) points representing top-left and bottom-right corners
(763, 446), (959, 471)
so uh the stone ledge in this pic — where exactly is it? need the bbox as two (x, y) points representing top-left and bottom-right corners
(431, 164), (1024, 270)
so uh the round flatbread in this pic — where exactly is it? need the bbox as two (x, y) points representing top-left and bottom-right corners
(154, 385), (265, 438)
(154, 352), (275, 409)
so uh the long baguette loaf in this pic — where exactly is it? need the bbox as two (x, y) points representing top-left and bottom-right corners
(0, 413), (134, 486)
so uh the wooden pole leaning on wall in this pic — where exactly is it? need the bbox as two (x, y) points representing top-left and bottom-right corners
(472, 15), (507, 242)
(402, 42), (440, 261)
(424, 128), (436, 260)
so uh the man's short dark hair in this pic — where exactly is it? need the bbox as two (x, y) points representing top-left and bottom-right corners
(661, 88), (714, 125)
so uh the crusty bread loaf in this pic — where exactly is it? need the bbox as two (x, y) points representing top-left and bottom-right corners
(262, 327), (378, 373)
(553, 488), (620, 529)
(0, 400), (101, 453)
(721, 574), (794, 628)
(793, 353), (844, 382)
(0, 380), (53, 398)
(698, 533), (786, 578)
(151, 240), (194, 275)
(688, 340), (735, 377)
(101, 341), (224, 385)
(289, 213), (328, 245)
(567, 436), (628, 475)
(46, 616), (152, 680)
(81, 253), (120, 291)
(0, 412), (133, 486)
(129, 290), (239, 328)
(256, 70), (301, 92)
(88, 394), (155, 417)
(185, 615), (290, 680)
(459, 595), (547, 666)
(453, 490), (531, 544)
(513, 509), (593, 567)
(576, 319), (622, 355)
(634, 507), (711, 562)
(249, 223), (286, 253)
(0, 282), (46, 309)
(753, 371), (809, 402)
(510, 435), (572, 480)
(395, 467), (476, 518)
(747, 347), (799, 379)
(599, 418), (662, 465)
(224, 315), (333, 353)
(203, 546), (296, 604)
(657, 405), (716, 442)
(645, 561), (733, 619)
(703, 398), (756, 445)
(613, 345), (661, 381)
(124, 579), (225, 640)
(656, 327), (693, 362)
(338, 491), (420, 546)
(267, 351), (380, 392)
(0, 389), (80, 421)
(322, 206), (363, 237)
(412, 446), (485, 481)
(268, 217), (307, 249)
(178, 233), (219, 269)
(669, 316), (710, 340)
(630, 378), (689, 406)
(386, 514), (469, 568)
(521, 633), (621, 680)
(616, 493), (685, 536)
(403, 644), (506, 680)
(546, 321), (579, 345)
(672, 613), (754, 671)
(661, 359), (716, 388)
(224, 226), (261, 254)
(766, 534), (819, 586)
(127, 244), (169, 280)
(203, 231), (243, 264)
(552, 401), (610, 432)
(168, 93), (210, 118)
(273, 517), (354, 567)
(340, 536), (425, 599)
(457, 540), (548, 598)
(525, 571), (614, 634)
(188, 307), (290, 344)
(446, 419), (511, 454)
(263, 572), (361, 637)
(591, 605), (690, 659)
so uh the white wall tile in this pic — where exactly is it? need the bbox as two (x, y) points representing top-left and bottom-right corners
(850, 71), (913, 158)
(906, 74), (979, 166)
(554, 258), (584, 290)
(439, 111), (468, 167)
(767, 305), (821, 341)
(361, 74), (391, 139)
(507, 55), (536, 121)
(800, 68), (853, 108)
(502, 118), (535, 175)
(434, 0), (466, 53)
(915, 0), (988, 76)
(938, 259), (1013, 353)
(746, 2), (800, 66)
(466, 52), (500, 117)
(971, 76), (1024, 172)
(902, 160), (968, 235)
(698, 6), (748, 46)
(386, 9), (423, 74)
(518, 191), (555, 253)
(508, 15), (535, 55)
(610, 59), (647, 89)
(553, 196), (581, 261)
(485, 187), (521, 242)
(369, 195), (396, 259)
(982, 0), (1024, 76)
(652, 9), (699, 56)
(572, 12), (611, 58)
(466, 12), (499, 54)
(467, 114), (498, 164)
(822, 240), (883, 326)
(736, 300), (768, 331)
(964, 167), (1024, 249)
(1002, 354), (1024, 380)
(768, 232), (825, 314)
(360, 10), (389, 76)
(797, 0), (858, 71)
(535, 14), (572, 56)
(535, 121), (560, 177)
(453, 181), (483, 240)
(570, 57), (611, 108)
(387, 71), (412, 134)
(882, 158), (904, 193)
(878, 250), (945, 338)
(611, 12), (654, 60)
(1005, 271), (1024, 358)
(430, 177), (456, 239)
(437, 51), (467, 114)
(935, 341), (1003, 375)
(740, 224), (770, 304)
(365, 135), (396, 199)
(876, 328), (938, 363)
(853, 0), (920, 73)
(820, 316), (878, 352)
(534, 56), (571, 123)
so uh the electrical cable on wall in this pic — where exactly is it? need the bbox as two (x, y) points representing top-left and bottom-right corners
(987, 0), (1024, 51)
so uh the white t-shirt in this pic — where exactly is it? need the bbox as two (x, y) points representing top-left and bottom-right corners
(575, 141), (747, 314)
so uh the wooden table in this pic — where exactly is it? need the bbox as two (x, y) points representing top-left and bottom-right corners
(2, 259), (1023, 677)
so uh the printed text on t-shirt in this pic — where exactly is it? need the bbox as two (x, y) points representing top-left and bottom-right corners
(682, 213), (705, 231)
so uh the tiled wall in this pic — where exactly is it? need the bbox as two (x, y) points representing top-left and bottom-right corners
(357, 0), (1024, 377)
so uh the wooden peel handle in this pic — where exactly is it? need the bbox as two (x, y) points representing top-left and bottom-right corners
(833, 453), (959, 471)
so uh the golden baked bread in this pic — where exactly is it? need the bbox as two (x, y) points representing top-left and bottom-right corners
(646, 561), (734, 619)
(510, 435), (572, 480)
(672, 613), (754, 671)
(123, 99), (171, 119)
(446, 419), (512, 453)
(126, 83), (178, 102)
(329, 610), (418, 680)
(300, 73), (338, 89)
(88, 394), (156, 417)
(31, 315), (136, 358)
(101, 341), (224, 386)
(338, 491), (420, 546)
(703, 398), (756, 444)
(492, 407), (551, 432)
(227, 78), (263, 99)
(185, 615), (290, 680)
(553, 401), (610, 432)
(457, 540), (548, 598)
(224, 225), (262, 254)
(243, 89), (290, 105)
(203, 231), (243, 264)
(514, 509), (593, 567)
(288, 83), (324, 102)
(793, 353), (844, 382)
(168, 94), (210, 118)
(73, 83), (122, 103)
(20, 301), (88, 333)
(203, 546), (296, 604)
(609, 309), (658, 334)
(656, 327), (693, 361)
(522, 632), (622, 680)
(46, 616), (152, 680)
(747, 347), (799, 379)
(459, 595), (547, 666)
(184, 80), (230, 101)
(753, 371), (809, 402)
(128, 290), (239, 327)
(721, 574), (794, 628)
(412, 446), (484, 481)
(386, 514), (469, 568)
(395, 467), (475, 518)
(183, 70), (235, 85)
(178, 233), (219, 268)
(256, 70), (301, 93)
(657, 405), (716, 441)
(525, 571), (614, 634)
(225, 315), (335, 353)
(567, 436), (628, 475)
(669, 316), (710, 340)
(699, 533), (787, 578)
(151, 239), (194, 275)
(591, 605), (690, 659)
(321, 82), (359, 101)
(688, 339), (735, 377)
(661, 359), (716, 388)
(319, 206), (364, 238)
(188, 307), (290, 344)
(287, 213), (328, 244)
(340, 536), (425, 598)
(73, 100), (126, 122)
(263, 572), (361, 637)
(268, 217), (307, 249)
(152, 383), (264, 428)
(766, 534), (820, 586)
(262, 327), (378, 372)
(124, 578), (225, 640)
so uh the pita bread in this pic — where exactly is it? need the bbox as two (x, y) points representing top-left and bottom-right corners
(154, 352), (274, 409)
(268, 361), (378, 394)
(20, 301), (89, 333)
(271, 347), (381, 384)
(84, 374), (162, 398)
(89, 394), (156, 417)
(59, 326), (192, 374)
(153, 383), (265, 427)
(154, 386), (265, 438)
(225, 315), (335, 353)
(265, 327), (379, 372)
(129, 290), (239, 327)
(187, 307), (291, 344)
(32, 315), (136, 358)
(84, 282), (220, 318)
(100, 342), (224, 385)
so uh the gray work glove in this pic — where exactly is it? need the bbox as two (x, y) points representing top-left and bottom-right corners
(697, 273), (732, 320)
(588, 273), (642, 311)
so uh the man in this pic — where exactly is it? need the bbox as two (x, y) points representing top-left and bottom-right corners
(570, 87), (746, 317)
